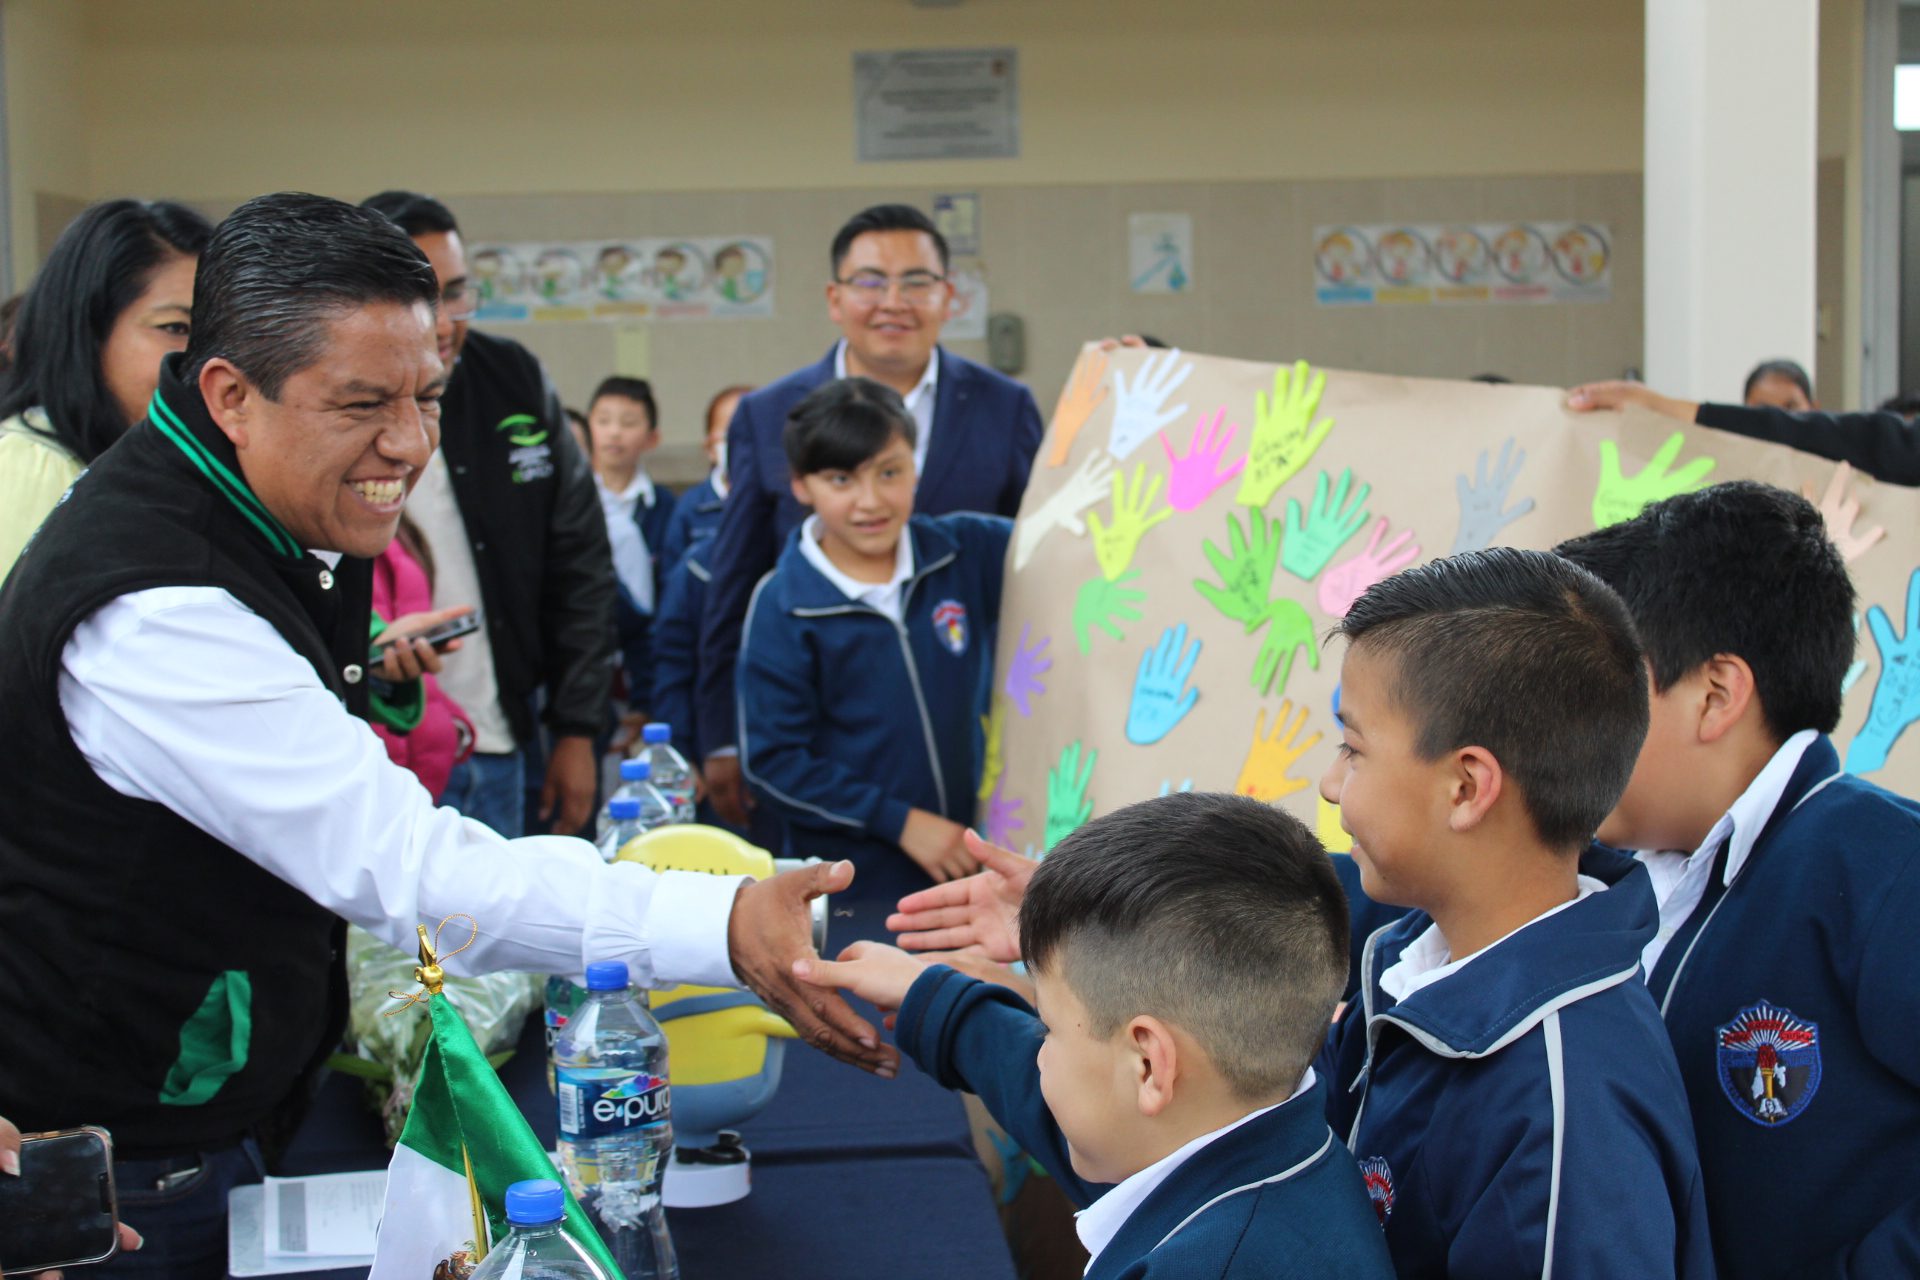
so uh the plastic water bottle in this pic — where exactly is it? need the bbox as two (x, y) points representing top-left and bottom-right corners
(555, 961), (678, 1280)
(544, 975), (585, 1095)
(601, 760), (675, 841)
(596, 796), (648, 863)
(467, 1179), (611, 1280)
(638, 724), (696, 823)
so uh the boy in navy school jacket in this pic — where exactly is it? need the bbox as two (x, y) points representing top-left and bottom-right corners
(1316, 548), (1715, 1279)
(1556, 482), (1920, 1279)
(737, 376), (1006, 901)
(799, 791), (1395, 1280)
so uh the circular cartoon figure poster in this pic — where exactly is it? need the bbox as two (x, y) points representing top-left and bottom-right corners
(712, 240), (770, 306)
(1433, 227), (1491, 284)
(1491, 224), (1552, 285)
(1373, 228), (1431, 286)
(652, 243), (710, 303)
(470, 246), (527, 307)
(532, 248), (585, 306)
(593, 244), (646, 301)
(1315, 228), (1375, 286)
(1551, 225), (1610, 286)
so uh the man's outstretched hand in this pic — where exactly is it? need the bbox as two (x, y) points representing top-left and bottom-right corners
(729, 860), (898, 1076)
(886, 830), (1036, 964)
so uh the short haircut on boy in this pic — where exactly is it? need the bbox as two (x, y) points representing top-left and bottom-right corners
(783, 376), (917, 476)
(1554, 481), (1855, 739)
(1019, 791), (1349, 1102)
(1338, 547), (1648, 849)
(830, 203), (950, 275)
(590, 375), (657, 427)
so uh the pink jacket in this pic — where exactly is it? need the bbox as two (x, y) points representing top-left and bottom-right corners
(371, 540), (474, 800)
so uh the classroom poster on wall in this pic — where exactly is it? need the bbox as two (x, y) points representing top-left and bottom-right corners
(945, 260), (989, 340)
(984, 346), (1915, 855)
(1313, 223), (1610, 306)
(854, 48), (1020, 161)
(466, 237), (776, 322)
(1129, 213), (1194, 294)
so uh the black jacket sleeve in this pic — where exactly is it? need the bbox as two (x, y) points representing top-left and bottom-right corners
(1694, 402), (1920, 486)
(534, 370), (617, 737)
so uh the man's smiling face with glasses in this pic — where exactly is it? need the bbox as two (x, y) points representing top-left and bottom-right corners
(826, 229), (952, 384)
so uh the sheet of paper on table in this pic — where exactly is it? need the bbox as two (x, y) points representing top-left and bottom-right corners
(228, 1172), (383, 1276)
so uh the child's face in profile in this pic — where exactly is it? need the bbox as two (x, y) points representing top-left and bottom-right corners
(1032, 964), (1140, 1183)
(791, 436), (917, 568)
(1320, 645), (1454, 908)
(1595, 665), (1701, 853)
(587, 394), (658, 472)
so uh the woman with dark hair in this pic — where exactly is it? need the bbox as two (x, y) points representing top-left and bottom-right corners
(0, 198), (212, 568)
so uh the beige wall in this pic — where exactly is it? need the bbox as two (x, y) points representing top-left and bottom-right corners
(76, 0), (1644, 203)
(2, 0), (1868, 424)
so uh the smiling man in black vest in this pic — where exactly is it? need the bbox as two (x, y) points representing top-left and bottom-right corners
(0, 193), (893, 1279)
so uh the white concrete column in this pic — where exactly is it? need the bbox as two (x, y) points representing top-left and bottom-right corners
(1644, 0), (1820, 400)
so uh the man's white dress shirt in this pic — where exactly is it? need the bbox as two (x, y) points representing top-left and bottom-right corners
(833, 340), (938, 477)
(405, 449), (516, 753)
(56, 564), (742, 987)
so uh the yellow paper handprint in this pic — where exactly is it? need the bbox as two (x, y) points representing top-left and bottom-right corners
(1233, 701), (1323, 802)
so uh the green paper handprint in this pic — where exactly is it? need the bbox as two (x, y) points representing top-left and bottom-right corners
(1088, 463), (1173, 581)
(1193, 509), (1283, 626)
(1250, 598), (1320, 696)
(1045, 741), (1097, 850)
(1236, 359), (1336, 508)
(1592, 431), (1716, 528)
(1281, 468), (1371, 581)
(1073, 570), (1146, 655)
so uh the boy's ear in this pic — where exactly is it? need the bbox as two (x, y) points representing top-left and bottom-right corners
(1694, 654), (1759, 744)
(789, 475), (815, 508)
(1446, 745), (1504, 834)
(1128, 1016), (1181, 1119)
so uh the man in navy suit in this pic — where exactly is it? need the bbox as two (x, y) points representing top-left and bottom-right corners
(697, 204), (1043, 827)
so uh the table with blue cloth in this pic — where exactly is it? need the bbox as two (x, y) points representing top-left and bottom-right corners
(274, 897), (1016, 1280)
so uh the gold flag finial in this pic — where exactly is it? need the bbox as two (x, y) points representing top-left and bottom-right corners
(384, 915), (478, 1015)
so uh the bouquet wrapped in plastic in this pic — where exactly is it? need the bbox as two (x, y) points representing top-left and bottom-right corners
(339, 925), (543, 1144)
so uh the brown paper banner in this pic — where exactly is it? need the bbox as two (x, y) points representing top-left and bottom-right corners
(984, 344), (1913, 855)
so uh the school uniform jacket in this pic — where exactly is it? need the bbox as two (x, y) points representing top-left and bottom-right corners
(1645, 736), (1920, 1278)
(736, 512), (1008, 902)
(649, 547), (709, 763)
(610, 480), (676, 697)
(697, 346), (1043, 761)
(1318, 848), (1716, 1279)
(657, 471), (725, 574)
(898, 965), (1395, 1279)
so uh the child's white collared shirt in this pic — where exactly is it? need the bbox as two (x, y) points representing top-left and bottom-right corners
(797, 514), (914, 625)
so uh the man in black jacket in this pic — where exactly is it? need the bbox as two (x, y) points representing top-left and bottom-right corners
(362, 192), (612, 836)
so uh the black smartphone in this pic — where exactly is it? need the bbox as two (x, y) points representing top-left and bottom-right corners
(0, 1127), (119, 1275)
(368, 611), (482, 664)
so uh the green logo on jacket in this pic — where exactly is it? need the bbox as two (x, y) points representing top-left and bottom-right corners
(496, 413), (548, 447)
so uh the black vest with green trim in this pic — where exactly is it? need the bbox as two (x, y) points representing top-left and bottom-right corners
(0, 356), (368, 1155)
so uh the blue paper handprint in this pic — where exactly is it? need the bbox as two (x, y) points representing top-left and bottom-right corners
(1449, 437), (1536, 554)
(1126, 623), (1202, 745)
(1848, 567), (1920, 774)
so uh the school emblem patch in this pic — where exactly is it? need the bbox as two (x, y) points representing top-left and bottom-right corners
(932, 600), (968, 656)
(1716, 1000), (1821, 1127)
(1356, 1155), (1395, 1226)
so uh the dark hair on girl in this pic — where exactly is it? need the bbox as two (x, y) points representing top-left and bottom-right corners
(0, 199), (213, 462)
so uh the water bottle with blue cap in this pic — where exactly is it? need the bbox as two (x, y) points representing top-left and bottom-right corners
(466, 1179), (610, 1280)
(637, 723), (696, 823)
(555, 960), (678, 1280)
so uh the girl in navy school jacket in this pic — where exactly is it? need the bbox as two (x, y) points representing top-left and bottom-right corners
(737, 511), (1008, 903)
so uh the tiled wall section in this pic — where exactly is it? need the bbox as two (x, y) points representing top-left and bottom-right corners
(431, 173), (1646, 484)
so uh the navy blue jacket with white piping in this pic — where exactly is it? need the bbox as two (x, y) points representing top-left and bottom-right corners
(1317, 847), (1716, 1279)
(1644, 735), (1920, 1279)
(898, 965), (1396, 1279)
(736, 512), (1008, 901)
(656, 471), (724, 576)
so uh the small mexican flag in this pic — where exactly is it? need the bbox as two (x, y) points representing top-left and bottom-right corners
(368, 991), (620, 1279)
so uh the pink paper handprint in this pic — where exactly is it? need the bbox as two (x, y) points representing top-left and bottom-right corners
(1318, 518), (1420, 618)
(1161, 409), (1246, 511)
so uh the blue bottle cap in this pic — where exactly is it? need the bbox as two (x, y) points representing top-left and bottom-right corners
(584, 960), (630, 991)
(643, 722), (671, 744)
(619, 758), (652, 781)
(503, 1179), (565, 1225)
(607, 797), (642, 820)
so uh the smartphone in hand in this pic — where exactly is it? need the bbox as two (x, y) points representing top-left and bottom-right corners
(0, 1127), (119, 1275)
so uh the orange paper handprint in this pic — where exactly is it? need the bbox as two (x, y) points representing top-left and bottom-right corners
(1046, 346), (1111, 466)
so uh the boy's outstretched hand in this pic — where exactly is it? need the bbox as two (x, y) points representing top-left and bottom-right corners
(887, 830), (1036, 963)
(793, 940), (932, 1016)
